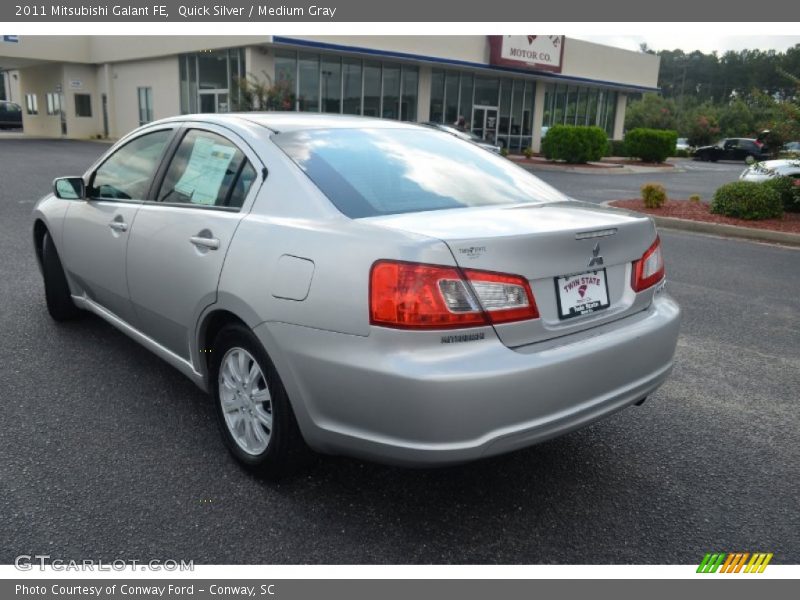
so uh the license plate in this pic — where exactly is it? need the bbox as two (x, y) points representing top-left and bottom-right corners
(555, 269), (610, 319)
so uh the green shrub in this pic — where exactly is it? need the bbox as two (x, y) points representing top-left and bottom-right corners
(606, 139), (627, 157)
(500, 146), (509, 157)
(689, 194), (702, 203)
(674, 149), (691, 158)
(624, 128), (679, 163)
(641, 183), (667, 209)
(523, 146), (534, 159)
(541, 125), (607, 163)
(711, 181), (783, 220)
(761, 176), (800, 213)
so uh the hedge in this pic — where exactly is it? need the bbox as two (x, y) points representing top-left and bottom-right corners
(541, 125), (608, 164)
(710, 181), (783, 220)
(624, 128), (679, 163)
(761, 175), (800, 213)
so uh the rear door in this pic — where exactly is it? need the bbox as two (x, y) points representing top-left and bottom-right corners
(61, 128), (175, 324)
(124, 125), (262, 359)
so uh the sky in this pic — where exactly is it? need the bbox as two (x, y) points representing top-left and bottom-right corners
(572, 35), (800, 55)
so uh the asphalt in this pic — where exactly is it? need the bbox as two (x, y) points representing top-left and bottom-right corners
(529, 158), (746, 204)
(1, 139), (798, 564)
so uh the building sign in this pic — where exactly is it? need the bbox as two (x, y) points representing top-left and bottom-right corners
(68, 79), (83, 89)
(2, 35), (19, 43)
(488, 35), (565, 73)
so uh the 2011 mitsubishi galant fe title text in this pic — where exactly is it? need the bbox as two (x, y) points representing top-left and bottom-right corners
(32, 114), (681, 476)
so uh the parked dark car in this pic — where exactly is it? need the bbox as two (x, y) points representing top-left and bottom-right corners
(0, 100), (23, 129)
(692, 138), (769, 162)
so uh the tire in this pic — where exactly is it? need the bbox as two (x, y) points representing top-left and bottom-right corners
(210, 324), (312, 478)
(42, 232), (80, 321)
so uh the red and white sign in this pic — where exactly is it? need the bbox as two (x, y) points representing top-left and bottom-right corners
(488, 35), (565, 73)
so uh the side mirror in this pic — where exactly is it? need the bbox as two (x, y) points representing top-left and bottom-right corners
(53, 177), (85, 200)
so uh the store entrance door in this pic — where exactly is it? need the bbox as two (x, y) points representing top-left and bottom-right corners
(198, 90), (230, 113)
(471, 105), (499, 144)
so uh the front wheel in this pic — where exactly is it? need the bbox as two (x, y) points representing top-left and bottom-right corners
(211, 324), (311, 477)
(42, 231), (80, 321)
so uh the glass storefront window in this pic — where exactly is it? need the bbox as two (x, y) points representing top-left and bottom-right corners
(342, 58), (362, 115)
(510, 80), (523, 136)
(498, 79), (511, 137)
(363, 61), (381, 117)
(604, 91), (617, 135)
(542, 84), (553, 128)
(444, 71), (459, 124)
(553, 84), (566, 125)
(565, 85), (578, 124)
(522, 81), (534, 136)
(198, 52), (228, 90)
(459, 73), (474, 127)
(474, 76), (499, 107)
(275, 50), (297, 110)
(321, 57), (342, 113)
(401, 66), (418, 121)
(576, 87), (588, 125)
(586, 87), (598, 126)
(430, 69), (444, 122)
(382, 63), (401, 119)
(298, 52), (320, 112)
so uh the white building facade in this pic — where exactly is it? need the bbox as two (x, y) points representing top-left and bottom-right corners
(0, 35), (660, 151)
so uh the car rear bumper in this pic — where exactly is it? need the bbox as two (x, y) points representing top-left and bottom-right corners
(255, 292), (681, 466)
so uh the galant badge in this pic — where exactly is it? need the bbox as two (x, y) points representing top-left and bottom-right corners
(588, 242), (604, 267)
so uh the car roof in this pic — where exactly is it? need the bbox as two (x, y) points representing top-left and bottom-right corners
(151, 112), (423, 134)
(757, 159), (800, 171)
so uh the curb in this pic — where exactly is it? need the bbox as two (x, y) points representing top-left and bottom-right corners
(511, 159), (683, 175)
(602, 201), (800, 247)
(648, 215), (800, 247)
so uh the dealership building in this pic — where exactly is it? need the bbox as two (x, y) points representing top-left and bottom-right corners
(0, 35), (659, 152)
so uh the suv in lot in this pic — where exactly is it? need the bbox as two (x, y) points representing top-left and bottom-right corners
(0, 100), (23, 129)
(692, 138), (769, 162)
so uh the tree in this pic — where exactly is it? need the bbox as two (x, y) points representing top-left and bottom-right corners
(624, 94), (678, 131)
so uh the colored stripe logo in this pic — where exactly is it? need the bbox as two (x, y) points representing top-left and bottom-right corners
(697, 552), (773, 573)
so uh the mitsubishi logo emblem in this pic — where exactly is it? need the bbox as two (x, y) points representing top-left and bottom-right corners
(588, 243), (604, 267)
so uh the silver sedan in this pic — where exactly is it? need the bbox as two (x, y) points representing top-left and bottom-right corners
(32, 114), (680, 476)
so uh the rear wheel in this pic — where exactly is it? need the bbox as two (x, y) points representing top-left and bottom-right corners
(42, 232), (80, 321)
(211, 324), (311, 477)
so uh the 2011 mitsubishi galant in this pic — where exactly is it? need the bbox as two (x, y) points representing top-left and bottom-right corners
(32, 114), (680, 476)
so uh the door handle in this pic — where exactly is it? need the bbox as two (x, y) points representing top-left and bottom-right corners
(190, 236), (220, 250)
(108, 220), (128, 232)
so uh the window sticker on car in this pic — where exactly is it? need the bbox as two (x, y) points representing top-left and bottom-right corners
(174, 136), (236, 205)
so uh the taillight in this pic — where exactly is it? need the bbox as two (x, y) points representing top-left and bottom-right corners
(631, 236), (665, 292)
(370, 260), (538, 329)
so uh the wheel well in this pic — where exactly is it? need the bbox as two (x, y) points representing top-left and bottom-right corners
(33, 220), (48, 269)
(199, 310), (249, 372)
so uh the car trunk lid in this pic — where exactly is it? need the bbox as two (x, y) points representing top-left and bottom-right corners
(363, 201), (658, 347)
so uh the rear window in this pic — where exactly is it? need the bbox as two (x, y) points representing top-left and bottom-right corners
(272, 128), (567, 218)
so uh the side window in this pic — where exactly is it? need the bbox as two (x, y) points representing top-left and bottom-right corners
(90, 129), (172, 200)
(156, 129), (255, 209)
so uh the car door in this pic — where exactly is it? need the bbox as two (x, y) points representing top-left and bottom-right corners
(60, 128), (175, 324)
(721, 139), (737, 160)
(124, 125), (262, 360)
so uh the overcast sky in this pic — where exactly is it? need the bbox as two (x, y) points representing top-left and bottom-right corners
(572, 35), (800, 54)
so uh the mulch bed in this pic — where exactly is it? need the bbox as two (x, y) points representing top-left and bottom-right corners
(507, 156), (676, 169)
(609, 199), (800, 234)
(507, 156), (623, 169)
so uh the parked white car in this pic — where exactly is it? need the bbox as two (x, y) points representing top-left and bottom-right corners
(739, 159), (800, 183)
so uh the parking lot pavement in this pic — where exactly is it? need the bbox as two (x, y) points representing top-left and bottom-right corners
(1, 139), (798, 564)
(530, 159), (746, 204)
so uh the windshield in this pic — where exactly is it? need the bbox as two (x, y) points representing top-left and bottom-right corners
(273, 128), (567, 218)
